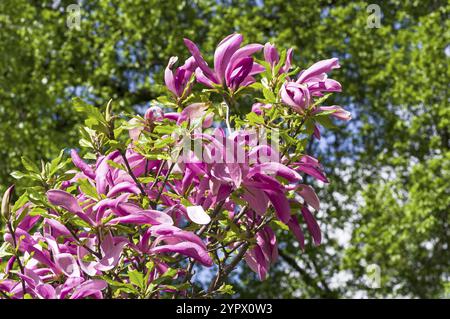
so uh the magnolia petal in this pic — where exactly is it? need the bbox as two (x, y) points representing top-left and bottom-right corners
(107, 210), (173, 226)
(301, 206), (321, 246)
(47, 190), (82, 214)
(226, 56), (254, 90)
(195, 68), (216, 88)
(297, 58), (340, 83)
(47, 190), (94, 225)
(287, 215), (305, 250)
(242, 187), (269, 216)
(151, 242), (213, 267)
(183, 38), (216, 80)
(95, 151), (120, 195)
(298, 184), (320, 211)
(214, 33), (243, 82)
(35, 284), (57, 299)
(151, 225), (207, 250)
(106, 182), (141, 198)
(70, 280), (107, 299)
(71, 149), (96, 179)
(164, 56), (179, 95)
(280, 48), (294, 74)
(248, 162), (302, 182)
(245, 245), (268, 280)
(95, 241), (127, 272)
(54, 253), (81, 278)
(44, 218), (72, 237)
(230, 43), (264, 68)
(77, 246), (98, 277)
(264, 42), (279, 66)
(296, 164), (329, 183)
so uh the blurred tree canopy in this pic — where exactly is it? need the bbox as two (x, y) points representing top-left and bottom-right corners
(0, 0), (448, 298)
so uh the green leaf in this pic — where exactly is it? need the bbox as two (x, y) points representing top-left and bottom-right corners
(77, 178), (100, 200)
(262, 87), (276, 102)
(101, 276), (139, 295)
(28, 207), (52, 218)
(49, 149), (68, 177)
(312, 93), (332, 107)
(73, 98), (106, 124)
(10, 171), (27, 180)
(270, 220), (290, 231)
(12, 192), (29, 213)
(217, 283), (235, 295)
(246, 112), (265, 125)
(0, 242), (13, 258)
(273, 49), (287, 75)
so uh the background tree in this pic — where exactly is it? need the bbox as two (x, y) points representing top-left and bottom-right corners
(0, 0), (448, 298)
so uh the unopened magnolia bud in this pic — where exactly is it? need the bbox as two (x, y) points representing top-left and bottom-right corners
(144, 106), (164, 123)
(1, 185), (15, 221)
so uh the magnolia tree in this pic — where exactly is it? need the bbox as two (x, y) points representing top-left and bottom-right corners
(0, 34), (350, 299)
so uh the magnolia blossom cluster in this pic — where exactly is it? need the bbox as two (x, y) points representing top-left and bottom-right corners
(0, 33), (350, 299)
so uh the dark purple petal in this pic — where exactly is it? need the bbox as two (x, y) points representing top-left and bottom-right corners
(226, 57), (254, 90)
(298, 184), (320, 211)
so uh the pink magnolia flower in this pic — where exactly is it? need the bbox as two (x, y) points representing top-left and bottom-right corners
(281, 57), (343, 112)
(186, 130), (301, 225)
(184, 33), (264, 91)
